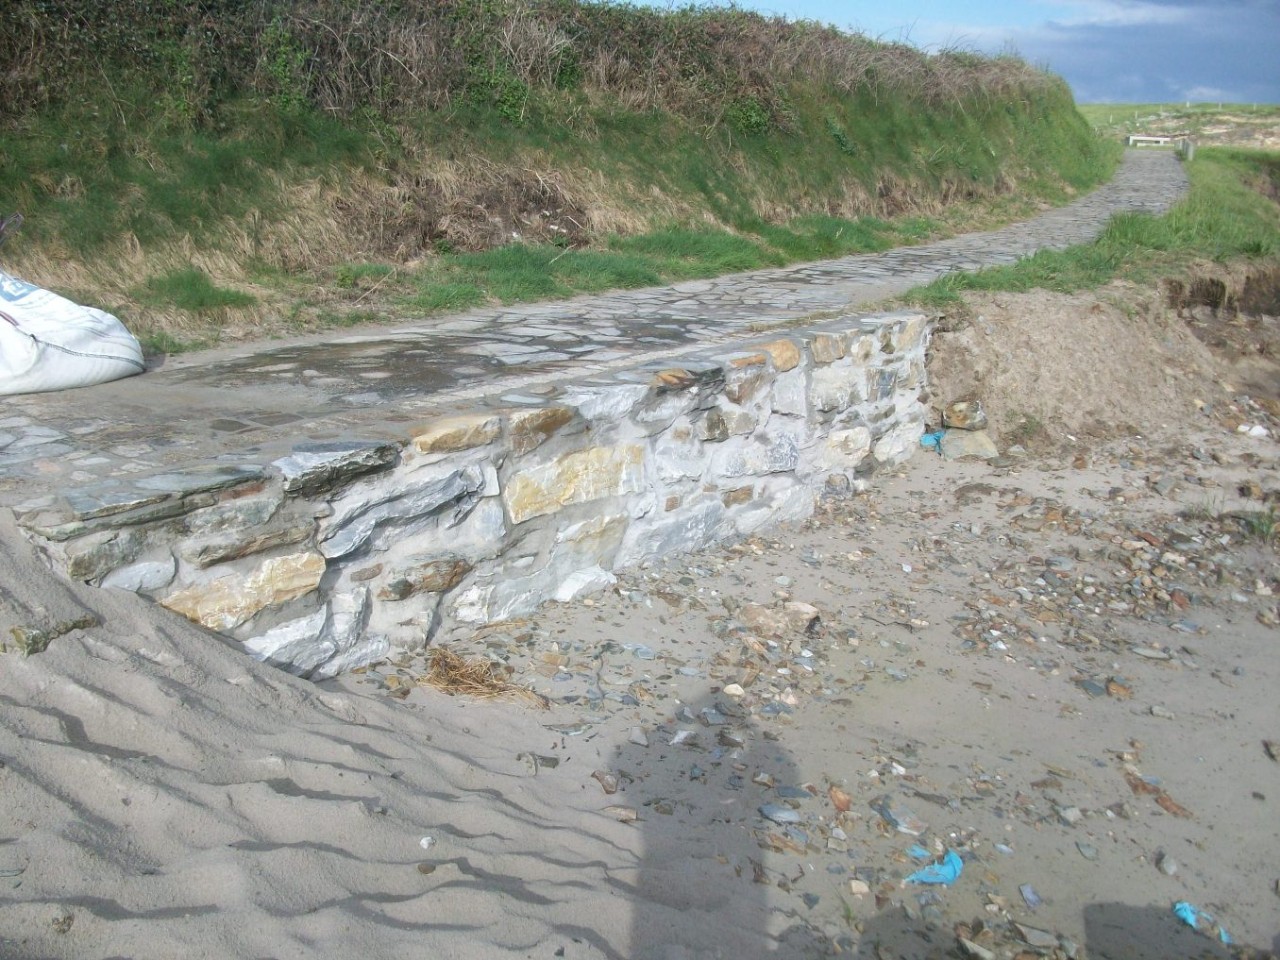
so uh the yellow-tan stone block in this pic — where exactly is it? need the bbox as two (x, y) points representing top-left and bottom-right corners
(508, 406), (574, 455)
(729, 352), (767, 369)
(761, 339), (802, 373)
(721, 485), (754, 507)
(161, 551), (325, 632)
(503, 445), (645, 524)
(898, 315), (926, 350)
(654, 368), (697, 389)
(811, 333), (846, 364)
(412, 414), (502, 453)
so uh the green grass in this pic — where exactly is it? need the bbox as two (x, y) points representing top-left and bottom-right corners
(139, 267), (257, 311)
(0, 99), (373, 256)
(1236, 507), (1278, 544)
(607, 228), (778, 275)
(335, 262), (394, 289)
(397, 212), (965, 315)
(408, 281), (487, 312)
(136, 329), (207, 355)
(902, 147), (1280, 307)
(1, 60), (1121, 345)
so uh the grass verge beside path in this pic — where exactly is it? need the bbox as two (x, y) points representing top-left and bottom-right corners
(391, 214), (938, 317)
(902, 148), (1280, 311)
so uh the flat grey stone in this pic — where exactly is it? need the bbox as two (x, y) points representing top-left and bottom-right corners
(273, 440), (399, 497)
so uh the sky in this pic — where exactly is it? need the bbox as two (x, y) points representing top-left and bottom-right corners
(734, 0), (1280, 104)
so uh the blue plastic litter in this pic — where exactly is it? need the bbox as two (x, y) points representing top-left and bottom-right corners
(920, 430), (945, 453)
(1172, 901), (1232, 944)
(907, 844), (932, 862)
(905, 849), (964, 886)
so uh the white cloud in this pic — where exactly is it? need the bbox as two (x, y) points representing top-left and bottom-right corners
(756, 0), (1280, 103)
(896, 1), (1280, 103)
(1180, 85), (1237, 102)
(1044, 0), (1193, 28)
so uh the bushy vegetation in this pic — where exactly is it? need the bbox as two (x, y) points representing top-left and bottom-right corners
(0, 0), (1060, 124)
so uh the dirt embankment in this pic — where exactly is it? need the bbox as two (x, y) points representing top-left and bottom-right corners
(925, 261), (1280, 455)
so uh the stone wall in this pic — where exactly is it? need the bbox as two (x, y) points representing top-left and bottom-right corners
(16, 312), (928, 678)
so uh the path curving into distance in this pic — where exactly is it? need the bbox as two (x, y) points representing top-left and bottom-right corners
(0, 149), (1187, 501)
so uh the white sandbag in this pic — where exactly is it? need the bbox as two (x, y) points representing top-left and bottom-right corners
(0, 268), (144, 395)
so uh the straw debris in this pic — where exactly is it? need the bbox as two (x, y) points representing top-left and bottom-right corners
(418, 648), (549, 708)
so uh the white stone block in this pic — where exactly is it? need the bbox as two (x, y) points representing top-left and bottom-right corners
(101, 555), (177, 593)
(873, 422), (924, 465)
(553, 565), (616, 602)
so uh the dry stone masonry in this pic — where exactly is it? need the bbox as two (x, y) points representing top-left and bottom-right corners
(14, 313), (928, 678)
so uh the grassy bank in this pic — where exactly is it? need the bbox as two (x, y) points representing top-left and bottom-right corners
(903, 147), (1280, 310)
(0, 0), (1116, 353)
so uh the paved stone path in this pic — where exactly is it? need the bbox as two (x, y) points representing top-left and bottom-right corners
(0, 150), (1187, 506)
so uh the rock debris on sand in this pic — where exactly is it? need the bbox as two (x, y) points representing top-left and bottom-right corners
(2, 282), (1279, 959)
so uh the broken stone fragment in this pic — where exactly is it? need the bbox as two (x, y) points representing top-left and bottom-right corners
(738, 602), (789, 639)
(781, 601), (822, 635)
(760, 338), (802, 373)
(873, 422), (925, 465)
(810, 332), (846, 364)
(823, 426), (872, 472)
(811, 363), (862, 412)
(411, 414), (502, 454)
(320, 464), (488, 559)
(242, 608), (332, 676)
(101, 556), (178, 593)
(180, 521), (314, 568)
(699, 407), (756, 442)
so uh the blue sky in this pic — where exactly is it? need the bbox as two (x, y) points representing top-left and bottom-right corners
(734, 1), (1280, 104)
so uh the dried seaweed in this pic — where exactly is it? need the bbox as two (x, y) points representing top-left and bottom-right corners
(417, 648), (548, 708)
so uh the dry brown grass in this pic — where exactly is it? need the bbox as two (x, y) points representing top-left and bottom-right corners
(418, 648), (549, 708)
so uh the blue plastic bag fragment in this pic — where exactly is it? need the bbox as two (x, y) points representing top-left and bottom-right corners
(920, 431), (945, 454)
(1172, 901), (1232, 944)
(907, 844), (932, 862)
(905, 849), (963, 886)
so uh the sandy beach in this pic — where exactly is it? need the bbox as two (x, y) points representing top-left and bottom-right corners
(2, 281), (1278, 959)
